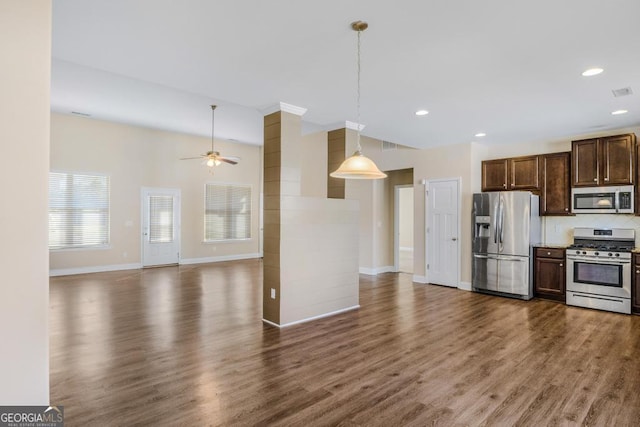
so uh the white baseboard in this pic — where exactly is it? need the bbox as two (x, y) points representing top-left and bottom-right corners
(359, 266), (395, 275)
(458, 281), (472, 291)
(179, 253), (261, 265)
(413, 275), (428, 284)
(262, 305), (360, 328)
(49, 263), (142, 277)
(49, 253), (262, 277)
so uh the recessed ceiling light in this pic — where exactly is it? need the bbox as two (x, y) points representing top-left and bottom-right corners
(582, 68), (603, 77)
(415, 110), (429, 116)
(475, 132), (486, 137)
(611, 109), (628, 115)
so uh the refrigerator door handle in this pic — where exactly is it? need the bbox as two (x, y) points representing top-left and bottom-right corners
(497, 257), (526, 262)
(493, 197), (499, 244)
(499, 196), (505, 246)
(473, 254), (489, 259)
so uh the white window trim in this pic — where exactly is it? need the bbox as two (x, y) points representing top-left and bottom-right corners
(49, 170), (111, 251)
(203, 182), (253, 243)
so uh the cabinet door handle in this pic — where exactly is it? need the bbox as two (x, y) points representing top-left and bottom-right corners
(503, 183), (507, 189)
(564, 208), (568, 211)
(604, 177), (609, 182)
(636, 270), (640, 274)
(547, 252), (551, 255)
(559, 263), (563, 267)
(593, 178), (598, 182)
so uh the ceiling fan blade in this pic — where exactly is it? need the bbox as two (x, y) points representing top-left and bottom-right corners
(219, 157), (239, 165)
(179, 156), (206, 160)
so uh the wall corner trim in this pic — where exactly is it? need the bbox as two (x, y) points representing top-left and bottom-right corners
(345, 121), (365, 131)
(261, 102), (308, 117)
(262, 305), (360, 328)
(458, 281), (472, 291)
(359, 266), (394, 275)
(412, 275), (428, 284)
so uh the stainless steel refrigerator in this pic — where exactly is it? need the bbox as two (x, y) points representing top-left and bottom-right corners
(472, 191), (541, 300)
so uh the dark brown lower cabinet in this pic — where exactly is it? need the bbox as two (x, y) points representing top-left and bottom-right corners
(633, 254), (640, 315)
(534, 247), (566, 302)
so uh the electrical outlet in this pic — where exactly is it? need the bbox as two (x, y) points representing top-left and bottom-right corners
(270, 288), (276, 299)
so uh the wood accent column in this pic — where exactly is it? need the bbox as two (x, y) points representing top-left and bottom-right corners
(262, 104), (305, 325)
(263, 111), (282, 324)
(327, 129), (346, 199)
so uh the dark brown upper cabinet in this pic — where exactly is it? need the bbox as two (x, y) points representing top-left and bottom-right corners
(572, 134), (636, 187)
(541, 152), (571, 215)
(482, 155), (541, 192)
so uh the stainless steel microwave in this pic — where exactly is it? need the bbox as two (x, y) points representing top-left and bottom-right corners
(571, 185), (634, 214)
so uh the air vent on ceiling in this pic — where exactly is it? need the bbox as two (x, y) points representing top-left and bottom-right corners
(382, 140), (397, 151)
(71, 111), (91, 117)
(612, 87), (633, 97)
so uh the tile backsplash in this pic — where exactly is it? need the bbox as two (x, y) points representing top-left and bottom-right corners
(543, 214), (640, 247)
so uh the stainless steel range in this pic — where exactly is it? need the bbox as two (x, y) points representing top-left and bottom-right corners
(566, 227), (634, 314)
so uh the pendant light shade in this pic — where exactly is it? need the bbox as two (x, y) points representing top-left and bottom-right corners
(331, 21), (387, 180)
(330, 150), (387, 179)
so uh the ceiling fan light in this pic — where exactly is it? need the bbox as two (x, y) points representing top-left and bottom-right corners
(330, 151), (387, 179)
(206, 158), (215, 167)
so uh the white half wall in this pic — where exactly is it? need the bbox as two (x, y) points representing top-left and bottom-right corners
(0, 1), (51, 404)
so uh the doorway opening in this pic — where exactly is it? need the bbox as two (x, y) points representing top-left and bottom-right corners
(394, 185), (414, 273)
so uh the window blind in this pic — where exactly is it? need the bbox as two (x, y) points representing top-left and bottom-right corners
(204, 184), (251, 241)
(149, 195), (174, 243)
(49, 172), (110, 249)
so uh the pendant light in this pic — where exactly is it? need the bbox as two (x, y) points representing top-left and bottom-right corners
(330, 21), (387, 180)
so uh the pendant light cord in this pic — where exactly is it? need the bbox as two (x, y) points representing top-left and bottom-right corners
(356, 28), (362, 153)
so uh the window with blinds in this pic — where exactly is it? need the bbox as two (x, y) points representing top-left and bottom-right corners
(204, 184), (251, 241)
(49, 172), (110, 250)
(149, 195), (174, 243)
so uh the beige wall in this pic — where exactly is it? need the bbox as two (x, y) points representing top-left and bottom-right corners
(299, 130), (328, 198)
(50, 113), (261, 272)
(347, 137), (474, 283)
(0, 1), (51, 404)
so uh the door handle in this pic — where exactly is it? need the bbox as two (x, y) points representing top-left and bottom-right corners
(473, 254), (488, 259)
(452, 238), (457, 241)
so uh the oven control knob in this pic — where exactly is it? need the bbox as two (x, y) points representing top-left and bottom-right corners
(582, 251), (587, 255)
(615, 253), (620, 257)
(608, 253), (613, 256)
(594, 252), (599, 256)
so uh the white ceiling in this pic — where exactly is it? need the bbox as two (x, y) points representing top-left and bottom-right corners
(51, 0), (640, 149)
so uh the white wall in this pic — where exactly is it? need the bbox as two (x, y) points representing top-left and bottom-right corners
(50, 113), (262, 273)
(0, 1), (51, 404)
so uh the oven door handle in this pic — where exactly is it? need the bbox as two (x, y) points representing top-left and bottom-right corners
(615, 190), (620, 213)
(567, 257), (631, 265)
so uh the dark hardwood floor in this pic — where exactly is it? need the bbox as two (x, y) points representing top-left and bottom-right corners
(50, 260), (640, 426)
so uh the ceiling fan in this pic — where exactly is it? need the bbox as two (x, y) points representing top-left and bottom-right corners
(180, 105), (240, 170)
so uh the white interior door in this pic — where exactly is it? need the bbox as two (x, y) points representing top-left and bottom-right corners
(427, 179), (460, 287)
(142, 188), (180, 267)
